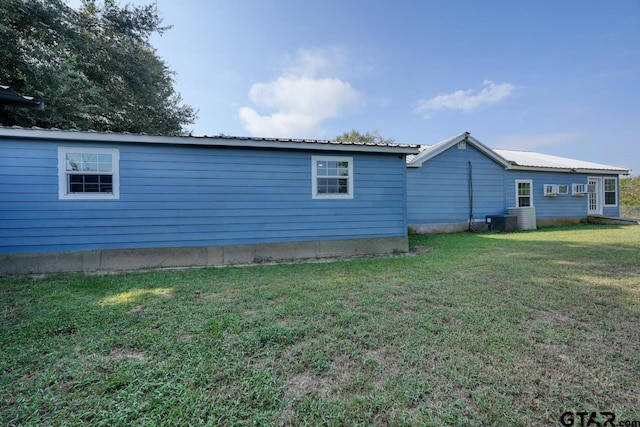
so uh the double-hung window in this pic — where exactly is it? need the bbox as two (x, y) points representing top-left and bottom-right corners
(516, 180), (532, 207)
(604, 177), (617, 206)
(58, 147), (120, 199)
(312, 156), (353, 199)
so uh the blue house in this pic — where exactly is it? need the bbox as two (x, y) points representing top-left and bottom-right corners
(407, 132), (630, 233)
(0, 127), (418, 273)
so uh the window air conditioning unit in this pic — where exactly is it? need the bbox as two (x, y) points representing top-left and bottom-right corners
(544, 184), (558, 196)
(572, 183), (587, 196)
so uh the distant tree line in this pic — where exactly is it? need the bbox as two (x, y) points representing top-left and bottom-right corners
(0, 0), (196, 135)
(620, 176), (640, 206)
(336, 129), (395, 145)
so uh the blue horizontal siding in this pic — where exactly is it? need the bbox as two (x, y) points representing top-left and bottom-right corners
(505, 171), (591, 218)
(0, 138), (407, 253)
(1, 213), (404, 229)
(407, 144), (506, 224)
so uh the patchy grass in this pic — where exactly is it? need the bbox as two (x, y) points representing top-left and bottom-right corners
(1, 224), (639, 426)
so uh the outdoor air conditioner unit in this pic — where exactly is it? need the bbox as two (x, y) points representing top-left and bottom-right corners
(485, 215), (518, 232)
(508, 206), (537, 230)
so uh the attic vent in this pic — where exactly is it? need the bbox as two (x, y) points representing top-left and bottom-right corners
(458, 140), (466, 150)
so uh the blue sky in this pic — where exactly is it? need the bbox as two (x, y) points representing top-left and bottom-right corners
(70, 1), (640, 175)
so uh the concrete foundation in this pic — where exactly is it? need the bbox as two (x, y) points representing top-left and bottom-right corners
(0, 236), (409, 275)
(408, 221), (488, 234)
(536, 217), (586, 227)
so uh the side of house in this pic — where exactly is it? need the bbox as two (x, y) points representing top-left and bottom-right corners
(407, 135), (508, 233)
(407, 133), (629, 233)
(0, 128), (417, 273)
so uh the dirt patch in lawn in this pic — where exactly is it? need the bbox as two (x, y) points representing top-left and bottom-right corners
(105, 350), (146, 362)
(126, 305), (145, 314)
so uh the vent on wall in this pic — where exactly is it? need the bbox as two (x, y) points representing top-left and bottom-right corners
(458, 140), (466, 150)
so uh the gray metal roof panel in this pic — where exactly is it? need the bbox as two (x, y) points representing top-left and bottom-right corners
(0, 126), (419, 154)
(405, 132), (629, 174)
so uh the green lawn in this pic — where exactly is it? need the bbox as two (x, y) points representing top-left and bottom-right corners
(2, 225), (639, 426)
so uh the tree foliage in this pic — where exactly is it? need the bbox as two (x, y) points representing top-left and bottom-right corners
(620, 176), (640, 206)
(336, 129), (396, 145)
(0, 0), (196, 135)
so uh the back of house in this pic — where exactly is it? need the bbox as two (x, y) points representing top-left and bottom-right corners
(407, 132), (630, 233)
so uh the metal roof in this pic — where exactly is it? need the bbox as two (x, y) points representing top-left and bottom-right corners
(0, 126), (419, 155)
(0, 86), (45, 111)
(494, 149), (629, 174)
(406, 132), (630, 175)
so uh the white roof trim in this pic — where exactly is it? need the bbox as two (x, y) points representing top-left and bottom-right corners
(503, 165), (629, 175)
(406, 132), (511, 169)
(0, 127), (419, 155)
(407, 132), (630, 175)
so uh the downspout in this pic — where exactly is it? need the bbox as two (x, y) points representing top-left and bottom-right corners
(468, 160), (474, 232)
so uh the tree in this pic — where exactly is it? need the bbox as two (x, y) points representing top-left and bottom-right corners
(0, 0), (196, 135)
(335, 129), (396, 145)
(620, 176), (640, 206)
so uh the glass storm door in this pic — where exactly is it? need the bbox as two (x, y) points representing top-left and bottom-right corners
(588, 177), (602, 215)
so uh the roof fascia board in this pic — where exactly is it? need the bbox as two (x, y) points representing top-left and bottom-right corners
(409, 133), (512, 168)
(409, 133), (466, 166)
(507, 165), (630, 175)
(0, 128), (418, 154)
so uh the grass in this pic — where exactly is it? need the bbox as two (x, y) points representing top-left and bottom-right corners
(1, 224), (639, 426)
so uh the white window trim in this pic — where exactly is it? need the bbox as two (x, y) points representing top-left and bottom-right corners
(311, 155), (354, 199)
(58, 146), (120, 200)
(603, 177), (618, 207)
(515, 179), (533, 207)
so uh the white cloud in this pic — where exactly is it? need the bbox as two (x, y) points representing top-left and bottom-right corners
(415, 80), (515, 117)
(238, 49), (362, 138)
(282, 47), (348, 78)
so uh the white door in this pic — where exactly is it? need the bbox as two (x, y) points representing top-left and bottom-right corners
(588, 177), (602, 215)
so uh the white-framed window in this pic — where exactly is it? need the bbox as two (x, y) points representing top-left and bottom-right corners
(572, 183), (587, 195)
(516, 180), (533, 207)
(311, 155), (353, 199)
(557, 184), (569, 195)
(604, 177), (617, 206)
(58, 147), (120, 200)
